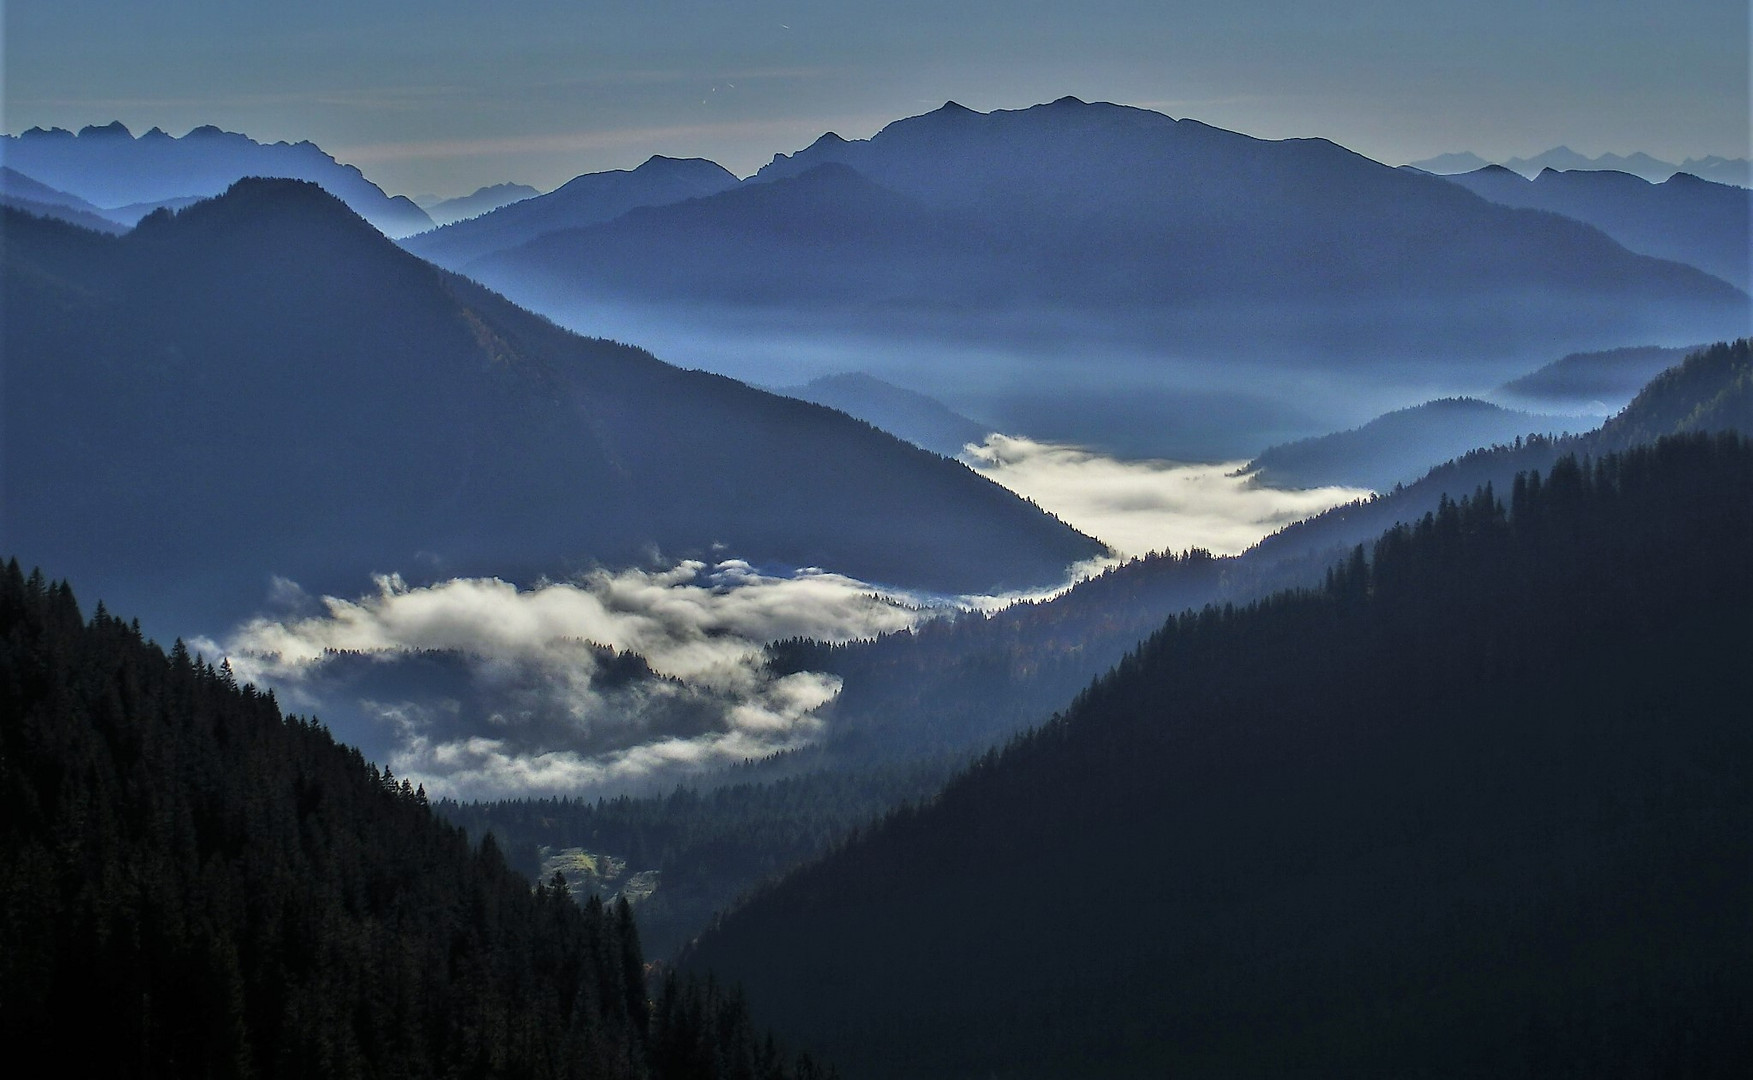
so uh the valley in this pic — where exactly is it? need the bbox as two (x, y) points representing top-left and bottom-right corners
(3, 19), (1750, 1070)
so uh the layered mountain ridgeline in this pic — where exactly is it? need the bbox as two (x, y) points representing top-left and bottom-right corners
(0, 165), (129, 233)
(1409, 147), (1751, 187)
(1436, 165), (1752, 291)
(452, 341), (1753, 958)
(1254, 338), (1753, 567)
(470, 100), (1748, 356)
(685, 433), (1753, 1078)
(0, 182), (1101, 635)
(771, 373), (993, 457)
(420, 182), (542, 228)
(1, 122), (433, 235)
(771, 340), (1752, 769)
(1496, 343), (1701, 411)
(404, 156), (739, 269)
(1242, 397), (1581, 491)
(0, 563), (836, 1079)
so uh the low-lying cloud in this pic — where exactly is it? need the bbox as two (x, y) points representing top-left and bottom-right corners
(195, 446), (1363, 800)
(962, 434), (1372, 557)
(199, 562), (927, 801)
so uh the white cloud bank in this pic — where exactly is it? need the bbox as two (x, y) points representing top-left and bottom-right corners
(962, 434), (1372, 557)
(196, 439), (1364, 800)
(198, 562), (927, 801)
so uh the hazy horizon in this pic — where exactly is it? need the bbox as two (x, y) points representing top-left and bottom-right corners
(5, 2), (1747, 196)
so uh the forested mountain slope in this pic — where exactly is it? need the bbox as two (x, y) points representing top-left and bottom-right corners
(451, 341), (1752, 958)
(0, 561), (835, 1079)
(0, 182), (1101, 634)
(686, 433), (1753, 1078)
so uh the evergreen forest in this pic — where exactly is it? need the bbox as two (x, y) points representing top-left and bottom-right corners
(683, 433), (1753, 1078)
(0, 563), (834, 1079)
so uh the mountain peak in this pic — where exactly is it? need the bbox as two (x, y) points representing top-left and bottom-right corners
(131, 177), (383, 247)
(1047, 95), (1087, 107)
(77, 121), (131, 139)
(1474, 163), (1523, 179)
(635, 154), (720, 174)
(935, 100), (976, 115)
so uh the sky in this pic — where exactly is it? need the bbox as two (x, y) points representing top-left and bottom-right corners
(4, 1), (1748, 197)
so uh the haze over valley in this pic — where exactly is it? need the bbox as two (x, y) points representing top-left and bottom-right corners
(4, 4), (1750, 1074)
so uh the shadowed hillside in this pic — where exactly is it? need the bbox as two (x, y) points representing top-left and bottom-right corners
(1, 181), (1102, 636)
(686, 433), (1753, 1078)
(0, 561), (837, 1079)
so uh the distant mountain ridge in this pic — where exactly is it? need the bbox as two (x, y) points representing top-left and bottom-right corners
(1244, 397), (1581, 491)
(0, 122), (434, 235)
(1433, 165), (1751, 291)
(0, 165), (127, 233)
(403, 155), (739, 269)
(1497, 344), (1703, 410)
(1409, 146), (1751, 187)
(0, 179), (1101, 637)
(419, 182), (541, 226)
(469, 99), (1748, 365)
(772, 373), (993, 458)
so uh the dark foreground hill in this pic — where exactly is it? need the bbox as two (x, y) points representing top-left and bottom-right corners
(0, 182), (1101, 635)
(684, 433), (1753, 1078)
(0, 562), (836, 1079)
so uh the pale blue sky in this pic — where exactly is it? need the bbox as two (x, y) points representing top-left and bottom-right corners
(4, 1), (1747, 196)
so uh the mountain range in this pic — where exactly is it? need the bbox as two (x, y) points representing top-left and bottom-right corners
(1432, 165), (1751, 292)
(12, 104), (1746, 464)
(0, 122), (434, 235)
(1242, 397), (1582, 491)
(9, 93), (1753, 1078)
(1408, 147), (1751, 187)
(477, 100), (1744, 321)
(403, 155), (739, 268)
(459, 99), (1749, 460)
(0, 180), (1101, 637)
(416, 182), (541, 226)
